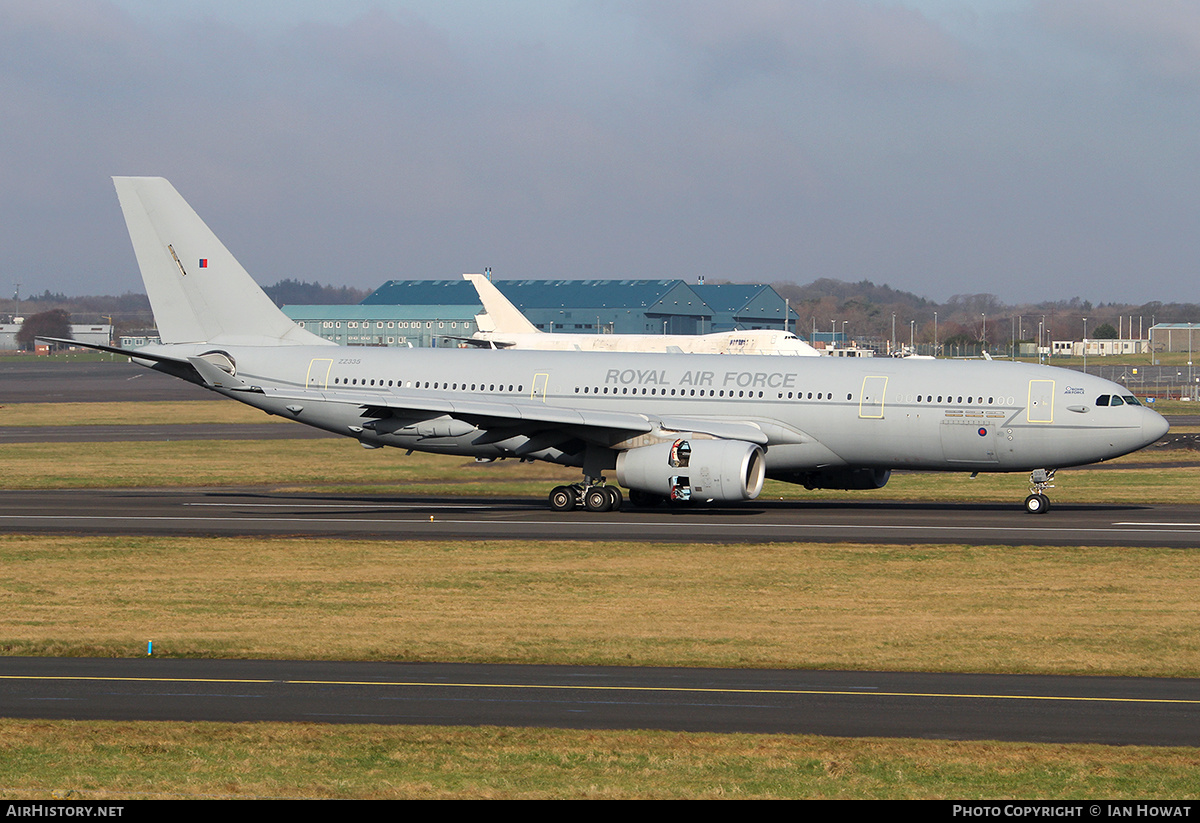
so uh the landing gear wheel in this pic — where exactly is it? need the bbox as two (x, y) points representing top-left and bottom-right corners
(549, 486), (576, 512)
(605, 486), (623, 512)
(584, 487), (613, 512)
(1025, 469), (1056, 515)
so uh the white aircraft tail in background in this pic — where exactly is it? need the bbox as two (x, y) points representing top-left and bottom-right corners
(462, 273), (821, 355)
(465, 273), (540, 336)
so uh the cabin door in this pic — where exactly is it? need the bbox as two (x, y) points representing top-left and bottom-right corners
(858, 376), (888, 418)
(1027, 380), (1055, 423)
(307, 358), (333, 389)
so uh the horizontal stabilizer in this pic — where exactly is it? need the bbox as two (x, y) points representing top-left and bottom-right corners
(35, 336), (205, 385)
(36, 336), (189, 366)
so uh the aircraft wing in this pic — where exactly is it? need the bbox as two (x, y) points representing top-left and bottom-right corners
(259, 384), (653, 437)
(254, 384), (770, 447)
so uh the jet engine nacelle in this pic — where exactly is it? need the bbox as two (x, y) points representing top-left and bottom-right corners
(616, 439), (766, 502)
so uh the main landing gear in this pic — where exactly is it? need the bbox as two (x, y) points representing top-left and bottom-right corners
(1023, 468), (1056, 514)
(548, 479), (623, 513)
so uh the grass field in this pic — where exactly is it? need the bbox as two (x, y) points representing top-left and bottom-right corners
(0, 400), (287, 427)
(5, 721), (1200, 800)
(3, 535), (1200, 675)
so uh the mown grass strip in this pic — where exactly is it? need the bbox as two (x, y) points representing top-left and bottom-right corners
(2, 720), (1200, 799)
(2, 437), (1196, 505)
(0, 401), (288, 427)
(3, 535), (1200, 676)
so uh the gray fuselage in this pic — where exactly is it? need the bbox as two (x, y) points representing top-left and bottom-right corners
(145, 343), (1169, 477)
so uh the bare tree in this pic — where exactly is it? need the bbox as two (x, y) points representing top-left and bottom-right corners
(16, 308), (71, 350)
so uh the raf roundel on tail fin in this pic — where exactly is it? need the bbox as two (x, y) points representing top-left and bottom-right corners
(112, 177), (333, 347)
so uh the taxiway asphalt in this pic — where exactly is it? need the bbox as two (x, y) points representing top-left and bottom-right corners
(1, 487), (1199, 547)
(3, 657), (1199, 745)
(1, 358), (211, 402)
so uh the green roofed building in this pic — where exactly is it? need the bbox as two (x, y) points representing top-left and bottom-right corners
(692, 284), (799, 331)
(284, 279), (801, 347)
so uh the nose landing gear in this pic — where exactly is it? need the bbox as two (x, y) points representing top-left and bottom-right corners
(1024, 468), (1056, 514)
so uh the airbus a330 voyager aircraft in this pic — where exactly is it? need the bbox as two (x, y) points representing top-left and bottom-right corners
(50, 178), (1169, 515)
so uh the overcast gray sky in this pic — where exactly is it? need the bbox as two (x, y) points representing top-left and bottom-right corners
(2, 0), (1198, 303)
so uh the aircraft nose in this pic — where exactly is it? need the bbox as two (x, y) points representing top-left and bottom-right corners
(1142, 408), (1170, 446)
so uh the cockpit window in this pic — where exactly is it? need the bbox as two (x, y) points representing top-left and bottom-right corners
(1097, 393), (1142, 407)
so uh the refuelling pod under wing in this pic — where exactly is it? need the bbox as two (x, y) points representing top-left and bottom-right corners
(616, 439), (766, 502)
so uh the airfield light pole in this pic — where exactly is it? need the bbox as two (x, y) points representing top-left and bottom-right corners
(910, 319), (915, 352)
(891, 313), (896, 354)
(934, 311), (938, 358)
(1180, 323), (1190, 398)
(1083, 317), (1088, 374)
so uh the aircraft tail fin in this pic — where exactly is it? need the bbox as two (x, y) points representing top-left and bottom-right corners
(112, 177), (332, 347)
(463, 273), (540, 335)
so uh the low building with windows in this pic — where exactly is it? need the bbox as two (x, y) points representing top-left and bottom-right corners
(281, 304), (479, 348)
(1052, 339), (1150, 356)
(1, 323), (112, 350)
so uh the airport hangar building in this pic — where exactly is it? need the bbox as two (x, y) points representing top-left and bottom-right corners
(282, 279), (803, 348)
